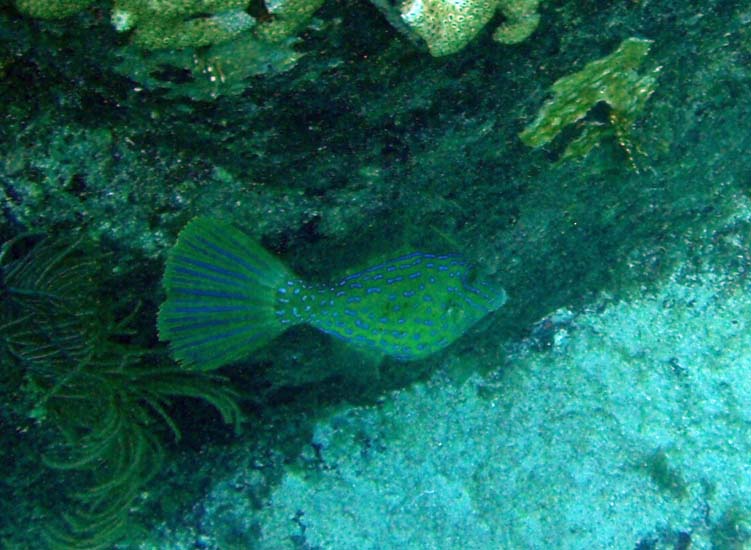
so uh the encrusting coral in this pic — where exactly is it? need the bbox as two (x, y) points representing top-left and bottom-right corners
(255, 0), (326, 43)
(14, 0), (540, 60)
(493, 0), (540, 45)
(112, 0), (255, 50)
(400, 0), (541, 56)
(14, 0), (96, 19)
(110, 0), (324, 49)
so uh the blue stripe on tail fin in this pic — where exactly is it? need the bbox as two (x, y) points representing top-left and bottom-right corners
(158, 217), (294, 370)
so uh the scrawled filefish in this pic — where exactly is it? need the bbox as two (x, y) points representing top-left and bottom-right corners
(158, 217), (507, 370)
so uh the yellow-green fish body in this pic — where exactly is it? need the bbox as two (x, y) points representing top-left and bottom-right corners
(158, 218), (506, 370)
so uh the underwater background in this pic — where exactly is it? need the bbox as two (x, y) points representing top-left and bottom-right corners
(2, 0), (751, 548)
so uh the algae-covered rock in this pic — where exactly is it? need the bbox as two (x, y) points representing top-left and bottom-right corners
(114, 33), (301, 100)
(107, 0), (323, 98)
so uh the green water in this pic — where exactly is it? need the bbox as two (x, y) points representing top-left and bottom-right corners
(2, 1), (751, 548)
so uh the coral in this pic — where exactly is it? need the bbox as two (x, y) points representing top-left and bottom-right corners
(519, 37), (658, 163)
(493, 0), (539, 44)
(112, 0), (324, 49)
(0, 234), (242, 549)
(13, 0), (96, 19)
(400, 0), (541, 56)
(254, 0), (326, 43)
(134, 9), (255, 50)
(108, 0), (321, 98)
(112, 0), (254, 50)
(400, 0), (498, 56)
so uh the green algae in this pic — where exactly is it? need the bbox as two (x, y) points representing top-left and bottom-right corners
(520, 37), (658, 164)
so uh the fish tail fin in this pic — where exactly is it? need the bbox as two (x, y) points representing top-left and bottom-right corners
(157, 217), (293, 370)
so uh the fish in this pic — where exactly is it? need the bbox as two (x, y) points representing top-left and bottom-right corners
(157, 217), (507, 370)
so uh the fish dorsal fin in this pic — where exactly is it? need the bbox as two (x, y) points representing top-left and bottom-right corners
(331, 245), (416, 282)
(334, 229), (463, 282)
